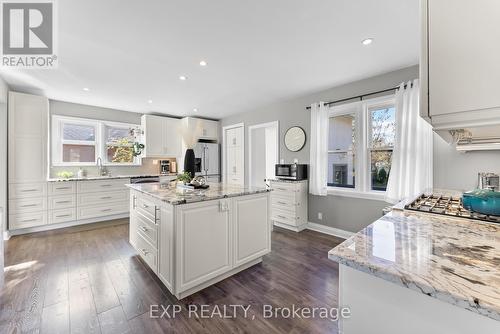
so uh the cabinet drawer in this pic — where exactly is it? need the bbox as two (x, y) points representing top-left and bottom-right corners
(9, 197), (47, 214)
(135, 233), (158, 272)
(271, 208), (299, 226)
(9, 183), (47, 199)
(48, 182), (76, 196)
(271, 195), (298, 208)
(49, 208), (76, 224)
(77, 190), (128, 207)
(48, 194), (76, 210)
(271, 181), (298, 192)
(9, 211), (47, 230)
(77, 202), (129, 220)
(135, 195), (158, 221)
(136, 212), (158, 247)
(77, 179), (130, 194)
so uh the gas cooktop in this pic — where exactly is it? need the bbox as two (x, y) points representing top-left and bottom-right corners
(405, 194), (500, 224)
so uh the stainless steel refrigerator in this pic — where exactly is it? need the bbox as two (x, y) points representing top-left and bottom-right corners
(193, 142), (220, 182)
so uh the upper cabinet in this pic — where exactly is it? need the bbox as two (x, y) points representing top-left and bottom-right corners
(183, 117), (219, 141)
(8, 92), (49, 183)
(141, 115), (181, 158)
(421, 0), (500, 129)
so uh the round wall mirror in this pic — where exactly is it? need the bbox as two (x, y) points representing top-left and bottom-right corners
(284, 126), (306, 152)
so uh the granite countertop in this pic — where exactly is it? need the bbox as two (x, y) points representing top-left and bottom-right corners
(47, 173), (178, 182)
(328, 210), (500, 321)
(126, 182), (270, 205)
(268, 178), (308, 183)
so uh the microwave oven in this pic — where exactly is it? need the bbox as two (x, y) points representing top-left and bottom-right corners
(275, 164), (308, 181)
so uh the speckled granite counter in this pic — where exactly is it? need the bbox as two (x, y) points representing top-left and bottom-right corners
(328, 210), (500, 321)
(47, 173), (177, 182)
(126, 182), (270, 205)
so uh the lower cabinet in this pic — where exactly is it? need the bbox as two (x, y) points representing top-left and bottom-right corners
(129, 190), (271, 299)
(175, 199), (232, 292)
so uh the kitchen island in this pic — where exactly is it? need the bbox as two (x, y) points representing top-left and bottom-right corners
(126, 182), (271, 299)
(328, 209), (499, 334)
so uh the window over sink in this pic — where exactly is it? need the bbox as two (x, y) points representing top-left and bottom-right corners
(52, 115), (141, 166)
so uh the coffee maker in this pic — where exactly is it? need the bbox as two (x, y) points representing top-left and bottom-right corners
(160, 160), (171, 175)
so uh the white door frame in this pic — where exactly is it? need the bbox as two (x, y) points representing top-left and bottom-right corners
(248, 121), (279, 186)
(222, 123), (244, 184)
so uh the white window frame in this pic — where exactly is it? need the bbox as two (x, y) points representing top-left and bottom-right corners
(327, 95), (395, 201)
(52, 115), (141, 167)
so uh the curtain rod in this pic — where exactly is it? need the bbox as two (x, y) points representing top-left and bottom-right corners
(305, 82), (412, 110)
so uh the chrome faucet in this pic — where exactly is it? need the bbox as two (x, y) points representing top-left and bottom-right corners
(96, 157), (108, 176)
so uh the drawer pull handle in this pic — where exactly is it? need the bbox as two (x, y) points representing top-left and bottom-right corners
(277, 201), (287, 205)
(21, 218), (38, 222)
(55, 200), (71, 204)
(101, 184), (112, 187)
(140, 248), (149, 256)
(101, 196), (112, 199)
(101, 208), (112, 212)
(277, 215), (287, 219)
(55, 214), (71, 218)
(20, 204), (38, 207)
(142, 204), (149, 208)
(21, 189), (38, 192)
(55, 187), (71, 190)
(140, 226), (148, 232)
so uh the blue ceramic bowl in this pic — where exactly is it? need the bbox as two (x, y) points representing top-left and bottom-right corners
(462, 189), (500, 216)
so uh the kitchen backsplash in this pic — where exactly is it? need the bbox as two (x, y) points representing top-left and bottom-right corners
(50, 158), (162, 178)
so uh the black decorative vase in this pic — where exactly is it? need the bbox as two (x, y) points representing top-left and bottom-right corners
(184, 148), (196, 178)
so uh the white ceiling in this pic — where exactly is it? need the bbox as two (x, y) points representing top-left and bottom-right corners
(0, 0), (419, 119)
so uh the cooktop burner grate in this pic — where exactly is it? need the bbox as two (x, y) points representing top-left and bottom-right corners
(405, 194), (500, 224)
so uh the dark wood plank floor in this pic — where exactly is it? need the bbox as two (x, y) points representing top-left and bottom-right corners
(0, 219), (343, 334)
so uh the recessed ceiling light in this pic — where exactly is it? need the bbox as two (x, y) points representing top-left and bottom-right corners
(361, 38), (373, 46)
(179, 75), (187, 81)
(83, 87), (89, 91)
(193, 108), (198, 112)
(199, 60), (207, 67)
(147, 99), (153, 104)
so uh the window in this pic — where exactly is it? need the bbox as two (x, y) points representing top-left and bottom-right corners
(328, 114), (356, 188)
(52, 116), (140, 166)
(104, 124), (135, 164)
(327, 97), (395, 197)
(369, 106), (395, 191)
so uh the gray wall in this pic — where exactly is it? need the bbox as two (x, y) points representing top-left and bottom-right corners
(433, 134), (500, 191)
(49, 100), (159, 177)
(221, 65), (419, 233)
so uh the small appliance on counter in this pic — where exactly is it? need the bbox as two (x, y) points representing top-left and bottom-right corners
(275, 163), (308, 181)
(477, 172), (499, 191)
(159, 159), (177, 175)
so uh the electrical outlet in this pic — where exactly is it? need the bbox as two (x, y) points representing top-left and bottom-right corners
(318, 212), (323, 220)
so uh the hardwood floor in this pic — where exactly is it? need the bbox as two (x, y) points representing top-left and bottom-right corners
(0, 219), (344, 333)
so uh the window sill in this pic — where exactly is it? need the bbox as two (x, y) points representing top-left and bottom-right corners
(327, 187), (388, 201)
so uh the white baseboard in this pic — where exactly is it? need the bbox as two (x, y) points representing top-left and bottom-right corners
(306, 222), (354, 240)
(273, 221), (307, 232)
(7, 213), (129, 237)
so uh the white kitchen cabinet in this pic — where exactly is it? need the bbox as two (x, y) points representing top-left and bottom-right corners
(8, 92), (49, 231)
(158, 205), (173, 291)
(270, 180), (308, 232)
(233, 194), (270, 266)
(421, 0), (500, 128)
(223, 125), (244, 185)
(8, 92), (48, 183)
(141, 115), (181, 158)
(182, 117), (219, 141)
(175, 199), (232, 292)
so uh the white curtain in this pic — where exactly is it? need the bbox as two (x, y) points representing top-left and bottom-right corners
(309, 102), (329, 196)
(385, 79), (433, 203)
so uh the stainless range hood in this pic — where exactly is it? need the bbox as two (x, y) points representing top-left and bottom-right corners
(439, 124), (500, 152)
